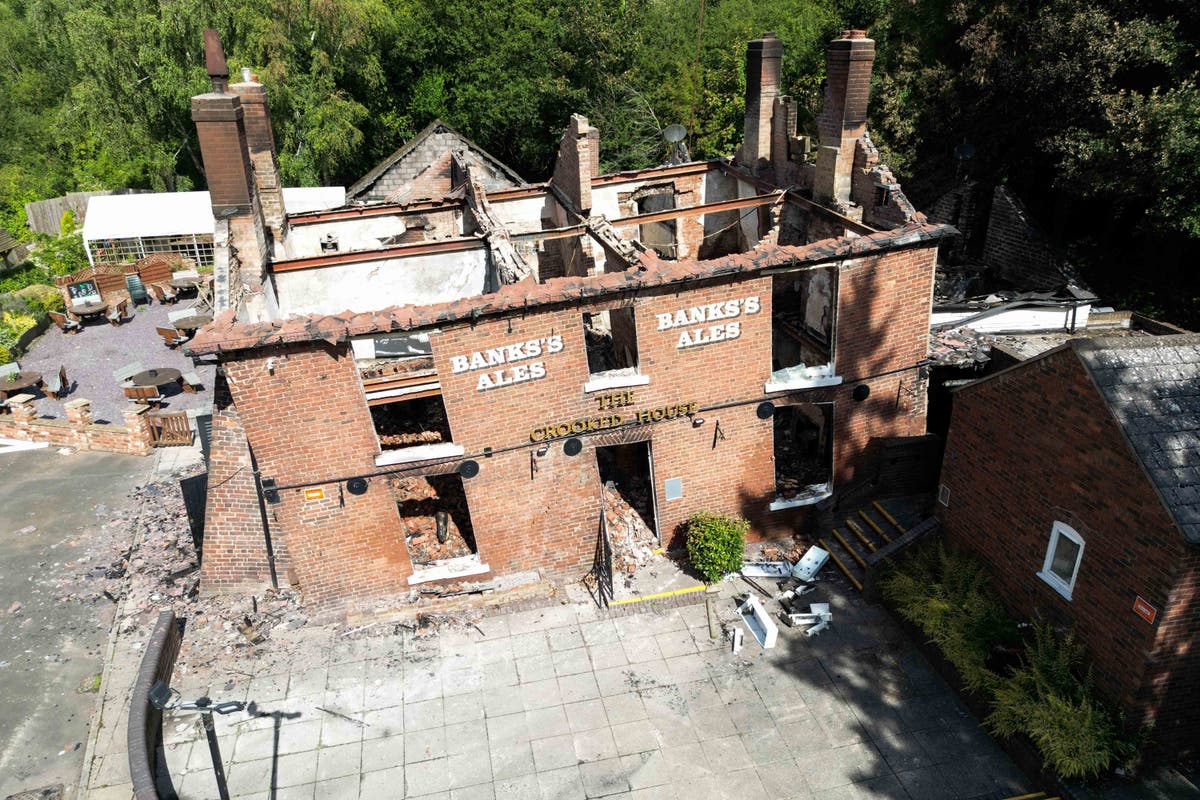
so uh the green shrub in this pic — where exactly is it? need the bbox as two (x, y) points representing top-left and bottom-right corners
(685, 512), (748, 583)
(14, 284), (64, 314)
(988, 622), (1139, 779)
(879, 542), (1016, 693)
(0, 262), (52, 294)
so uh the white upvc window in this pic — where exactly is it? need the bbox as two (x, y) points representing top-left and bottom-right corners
(1038, 521), (1084, 600)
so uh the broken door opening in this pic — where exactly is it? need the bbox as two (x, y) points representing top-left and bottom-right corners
(597, 442), (659, 576)
(773, 402), (833, 504)
(393, 472), (481, 571)
(771, 267), (836, 385)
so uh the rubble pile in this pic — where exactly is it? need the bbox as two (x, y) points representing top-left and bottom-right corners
(929, 326), (992, 366)
(392, 476), (476, 564)
(602, 482), (657, 576)
(75, 467), (307, 660)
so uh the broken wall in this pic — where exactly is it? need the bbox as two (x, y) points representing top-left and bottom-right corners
(273, 247), (490, 316)
(982, 186), (1064, 289)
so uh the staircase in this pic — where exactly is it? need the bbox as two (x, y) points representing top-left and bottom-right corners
(816, 500), (918, 592)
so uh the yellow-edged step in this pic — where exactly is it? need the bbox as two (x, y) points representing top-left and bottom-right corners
(872, 500), (903, 531)
(818, 537), (862, 591)
(832, 529), (867, 568)
(848, 521), (878, 552)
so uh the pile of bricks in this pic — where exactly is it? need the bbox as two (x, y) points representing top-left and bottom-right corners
(392, 476), (475, 564)
(602, 482), (657, 575)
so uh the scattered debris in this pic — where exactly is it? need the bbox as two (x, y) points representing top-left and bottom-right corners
(737, 593), (778, 650)
(782, 602), (833, 638)
(791, 546), (829, 582)
(741, 561), (792, 578)
(317, 706), (368, 727)
(8, 601), (22, 615)
(731, 627), (744, 654)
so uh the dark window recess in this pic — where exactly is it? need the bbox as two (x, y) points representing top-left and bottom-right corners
(584, 308), (638, 375)
(773, 403), (833, 498)
(371, 395), (452, 450)
(393, 474), (477, 565)
(771, 268), (834, 373)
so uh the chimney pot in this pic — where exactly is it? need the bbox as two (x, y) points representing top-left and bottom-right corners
(203, 29), (230, 92)
(841, 29), (868, 39)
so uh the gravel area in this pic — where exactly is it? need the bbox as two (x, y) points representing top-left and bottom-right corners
(13, 300), (216, 424)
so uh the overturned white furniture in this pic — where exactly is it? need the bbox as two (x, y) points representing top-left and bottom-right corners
(741, 561), (793, 578)
(737, 593), (779, 649)
(791, 545), (830, 581)
(785, 602), (833, 638)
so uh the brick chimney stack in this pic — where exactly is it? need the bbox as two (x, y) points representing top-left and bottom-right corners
(231, 77), (286, 233)
(192, 30), (270, 319)
(814, 29), (875, 207)
(742, 33), (782, 172)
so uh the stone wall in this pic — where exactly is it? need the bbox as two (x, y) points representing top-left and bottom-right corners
(0, 396), (153, 455)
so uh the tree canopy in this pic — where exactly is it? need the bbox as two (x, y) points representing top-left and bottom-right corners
(1, 0), (1197, 325)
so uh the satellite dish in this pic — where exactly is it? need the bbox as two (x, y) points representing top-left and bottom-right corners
(346, 477), (369, 495)
(459, 460), (480, 479)
(756, 402), (776, 420)
(563, 438), (583, 457)
(663, 124), (688, 143)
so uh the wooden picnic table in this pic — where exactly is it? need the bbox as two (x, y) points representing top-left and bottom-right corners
(0, 371), (43, 399)
(171, 314), (213, 332)
(167, 277), (202, 290)
(71, 300), (110, 320)
(129, 368), (182, 388)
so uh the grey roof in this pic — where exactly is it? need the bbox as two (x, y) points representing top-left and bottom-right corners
(1076, 333), (1200, 544)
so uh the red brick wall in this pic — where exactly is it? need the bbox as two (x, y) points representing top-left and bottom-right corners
(1141, 547), (1200, 755)
(938, 347), (1198, 750)
(220, 343), (415, 604)
(980, 186), (1061, 290)
(200, 376), (277, 592)
(191, 96), (254, 213)
(204, 243), (938, 603)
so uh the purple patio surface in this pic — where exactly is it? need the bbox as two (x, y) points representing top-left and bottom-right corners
(13, 300), (216, 424)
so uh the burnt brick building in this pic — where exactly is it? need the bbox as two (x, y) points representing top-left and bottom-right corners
(938, 334), (1200, 756)
(186, 29), (954, 611)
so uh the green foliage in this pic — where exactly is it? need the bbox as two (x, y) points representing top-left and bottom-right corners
(879, 542), (1016, 693)
(987, 622), (1139, 780)
(881, 543), (1142, 779)
(685, 512), (748, 583)
(15, 284), (66, 315)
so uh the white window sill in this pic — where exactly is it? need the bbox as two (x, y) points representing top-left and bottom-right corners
(365, 381), (440, 402)
(583, 372), (650, 393)
(1037, 571), (1074, 601)
(408, 555), (490, 585)
(764, 375), (843, 393)
(375, 442), (464, 466)
(768, 484), (832, 511)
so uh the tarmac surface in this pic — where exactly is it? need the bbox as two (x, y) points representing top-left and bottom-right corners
(0, 447), (151, 798)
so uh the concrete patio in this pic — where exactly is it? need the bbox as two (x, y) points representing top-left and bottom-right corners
(137, 582), (1028, 800)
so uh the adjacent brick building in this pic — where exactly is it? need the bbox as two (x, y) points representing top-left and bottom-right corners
(185, 29), (954, 612)
(938, 334), (1200, 756)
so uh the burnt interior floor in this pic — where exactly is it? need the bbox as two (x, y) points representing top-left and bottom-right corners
(372, 394), (452, 450)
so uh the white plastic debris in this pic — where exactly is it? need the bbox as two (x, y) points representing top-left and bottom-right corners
(732, 627), (744, 654)
(791, 546), (830, 581)
(737, 593), (778, 649)
(785, 602), (833, 638)
(741, 561), (793, 578)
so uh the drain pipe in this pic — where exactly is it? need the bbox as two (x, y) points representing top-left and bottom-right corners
(248, 445), (280, 590)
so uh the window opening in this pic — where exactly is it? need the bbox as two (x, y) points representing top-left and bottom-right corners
(371, 395), (452, 451)
(770, 267), (836, 385)
(584, 308), (639, 377)
(634, 185), (677, 259)
(392, 474), (478, 567)
(1038, 521), (1084, 600)
(773, 403), (833, 503)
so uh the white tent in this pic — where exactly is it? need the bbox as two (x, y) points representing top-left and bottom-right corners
(82, 187), (346, 266)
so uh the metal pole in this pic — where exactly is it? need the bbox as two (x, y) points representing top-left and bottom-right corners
(248, 445), (280, 590)
(199, 709), (232, 800)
